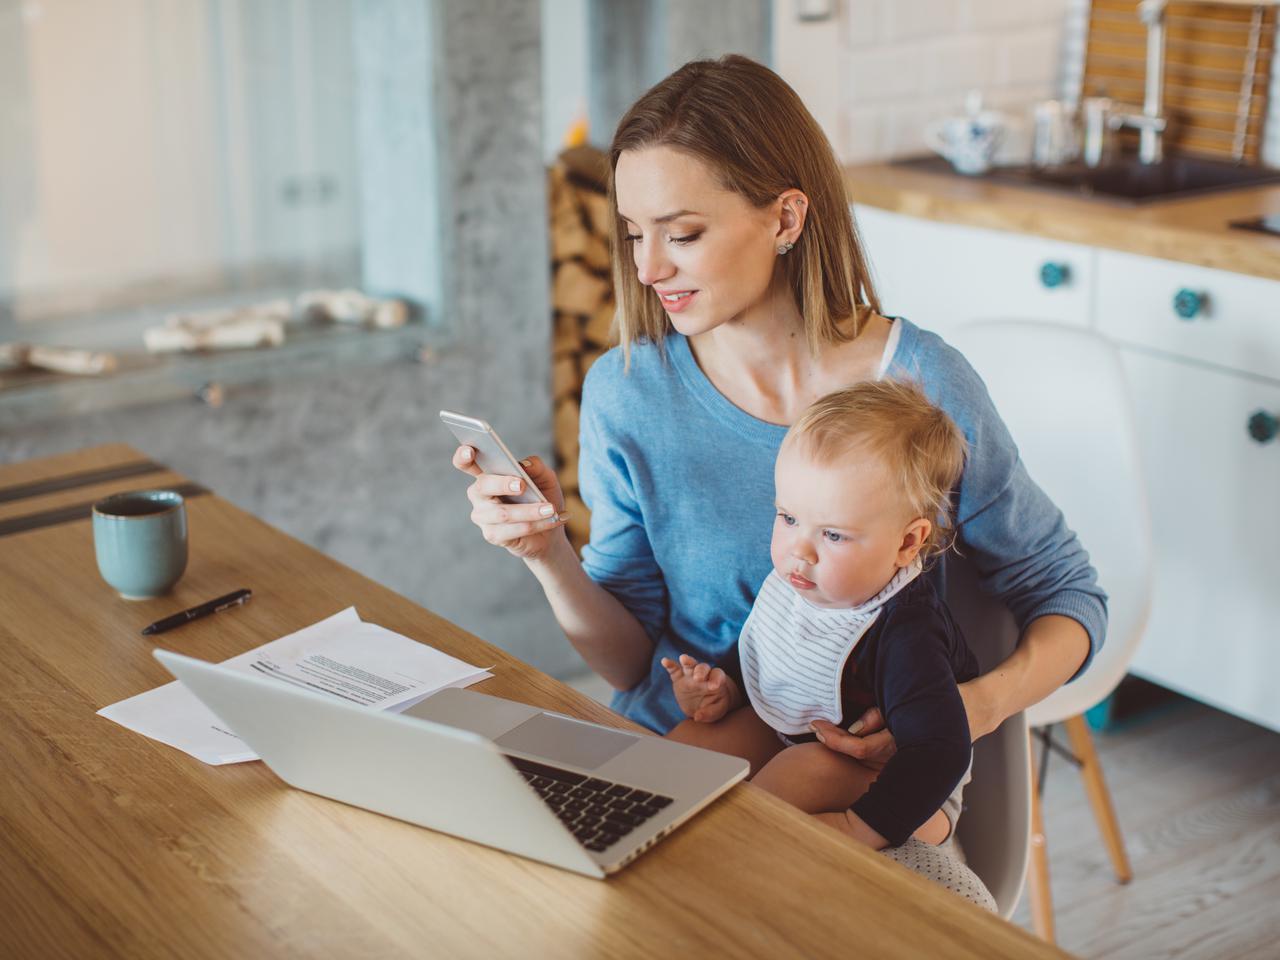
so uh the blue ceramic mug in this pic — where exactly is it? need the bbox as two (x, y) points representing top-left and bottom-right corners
(92, 491), (188, 599)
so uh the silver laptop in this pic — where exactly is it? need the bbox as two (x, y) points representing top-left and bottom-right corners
(154, 649), (749, 878)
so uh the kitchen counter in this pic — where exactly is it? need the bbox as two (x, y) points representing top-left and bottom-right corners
(844, 159), (1280, 282)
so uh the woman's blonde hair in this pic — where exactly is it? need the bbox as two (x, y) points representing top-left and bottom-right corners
(607, 55), (880, 365)
(785, 380), (968, 561)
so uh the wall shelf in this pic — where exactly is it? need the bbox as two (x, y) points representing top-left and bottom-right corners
(0, 322), (433, 428)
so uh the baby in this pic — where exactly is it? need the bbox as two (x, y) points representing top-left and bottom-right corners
(663, 379), (978, 849)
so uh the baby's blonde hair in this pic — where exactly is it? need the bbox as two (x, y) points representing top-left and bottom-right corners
(785, 380), (968, 560)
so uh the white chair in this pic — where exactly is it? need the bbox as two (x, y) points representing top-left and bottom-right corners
(946, 554), (1028, 920)
(947, 319), (1153, 942)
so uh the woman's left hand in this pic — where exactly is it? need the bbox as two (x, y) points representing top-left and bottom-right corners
(809, 707), (896, 766)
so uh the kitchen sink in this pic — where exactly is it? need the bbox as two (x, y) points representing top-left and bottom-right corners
(894, 154), (1280, 203)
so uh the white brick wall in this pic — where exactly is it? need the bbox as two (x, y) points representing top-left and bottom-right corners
(878, 0), (962, 43)
(778, 0), (1085, 164)
(776, 0), (1276, 170)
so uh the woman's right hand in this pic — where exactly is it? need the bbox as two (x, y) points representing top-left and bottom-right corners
(452, 448), (570, 561)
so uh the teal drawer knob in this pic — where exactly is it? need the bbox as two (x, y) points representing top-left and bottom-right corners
(1173, 288), (1206, 319)
(1039, 262), (1070, 288)
(1247, 410), (1278, 444)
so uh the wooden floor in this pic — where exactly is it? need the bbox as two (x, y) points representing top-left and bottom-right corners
(1015, 697), (1280, 959)
(567, 673), (1280, 959)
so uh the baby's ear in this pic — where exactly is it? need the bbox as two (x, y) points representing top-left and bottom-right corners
(896, 518), (932, 566)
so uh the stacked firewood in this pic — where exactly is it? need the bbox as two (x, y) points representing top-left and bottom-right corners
(548, 145), (615, 552)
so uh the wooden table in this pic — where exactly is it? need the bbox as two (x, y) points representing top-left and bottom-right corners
(0, 445), (1071, 959)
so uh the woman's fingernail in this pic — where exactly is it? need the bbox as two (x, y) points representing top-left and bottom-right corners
(847, 720), (865, 735)
(814, 731), (826, 744)
(460, 447), (473, 462)
(509, 480), (522, 493)
(557, 512), (571, 523)
(520, 458), (532, 467)
(539, 504), (555, 517)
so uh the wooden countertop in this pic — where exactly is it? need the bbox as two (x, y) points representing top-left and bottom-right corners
(844, 160), (1280, 282)
(0, 444), (1071, 960)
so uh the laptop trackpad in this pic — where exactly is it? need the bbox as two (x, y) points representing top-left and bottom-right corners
(494, 713), (637, 770)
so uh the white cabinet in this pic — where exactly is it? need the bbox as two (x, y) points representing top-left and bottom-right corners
(1094, 248), (1280, 730)
(1122, 351), (1280, 731)
(1096, 249), (1280, 382)
(854, 204), (1095, 336)
(858, 205), (1280, 732)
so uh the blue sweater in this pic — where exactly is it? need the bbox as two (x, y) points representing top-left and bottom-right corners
(578, 319), (1109, 734)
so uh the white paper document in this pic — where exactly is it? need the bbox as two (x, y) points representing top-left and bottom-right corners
(98, 607), (493, 765)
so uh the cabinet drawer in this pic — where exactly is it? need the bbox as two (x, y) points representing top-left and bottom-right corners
(854, 205), (1094, 336)
(1122, 349), (1280, 732)
(1096, 249), (1280, 382)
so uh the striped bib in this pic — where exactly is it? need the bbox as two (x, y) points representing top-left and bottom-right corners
(739, 559), (922, 736)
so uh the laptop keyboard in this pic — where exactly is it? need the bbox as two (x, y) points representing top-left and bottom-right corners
(506, 755), (674, 853)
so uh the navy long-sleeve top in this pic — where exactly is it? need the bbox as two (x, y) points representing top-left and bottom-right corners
(723, 573), (978, 846)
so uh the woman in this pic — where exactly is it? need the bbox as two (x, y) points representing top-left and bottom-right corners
(453, 56), (1106, 847)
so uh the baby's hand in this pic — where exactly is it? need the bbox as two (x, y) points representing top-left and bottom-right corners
(661, 654), (740, 723)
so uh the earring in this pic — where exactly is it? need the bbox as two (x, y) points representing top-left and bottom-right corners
(776, 240), (795, 255)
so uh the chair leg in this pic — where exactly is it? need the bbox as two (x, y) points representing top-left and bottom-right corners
(1027, 731), (1056, 943)
(1063, 713), (1133, 884)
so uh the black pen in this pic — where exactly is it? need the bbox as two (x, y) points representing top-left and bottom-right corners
(141, 588), (253, 636)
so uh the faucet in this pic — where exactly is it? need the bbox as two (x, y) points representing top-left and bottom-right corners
(1112, 0), (1169, 164)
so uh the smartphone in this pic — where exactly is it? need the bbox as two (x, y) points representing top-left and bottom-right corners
(439, 410), (549, 506)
